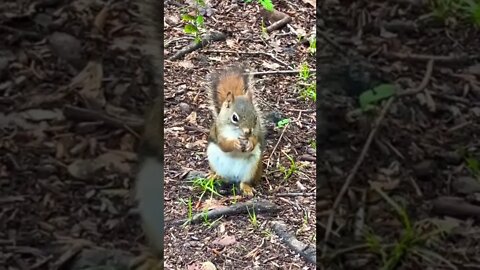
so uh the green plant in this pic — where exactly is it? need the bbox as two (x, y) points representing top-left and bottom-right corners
(299, 62), (311, 81)
(365, 185), (454, 270)
(278, 152), (300, 180)
(308, 35), (316, 55)
(231, 185), (238, 204)
(301, 83), (316, 102)
(192, 176), (221, 202)
(247, 206), (258, 228)
(297, 62), (316, 102)
(359, 84), (396, 111)
(277, 118), (290, 128)
(430, 0), (455, 19)
(430, 0), (480, 27)
(456, 0), (480, 26)
(182, 0), (206, 43)
(309, 139), (316, 150)
(259, 0), (274, 11)
(181, 197), (194, 226)
(465, 155), (480, 178)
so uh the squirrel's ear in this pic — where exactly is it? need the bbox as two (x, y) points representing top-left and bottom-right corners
(225, 91), (234, 108)
(245, 90), (253, 102)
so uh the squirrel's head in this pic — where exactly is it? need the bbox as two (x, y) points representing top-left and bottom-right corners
(218, 90), (258, 137)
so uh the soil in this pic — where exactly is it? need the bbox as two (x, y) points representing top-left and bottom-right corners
(318, 1), (480, 269)
(0, 0), (316, 270)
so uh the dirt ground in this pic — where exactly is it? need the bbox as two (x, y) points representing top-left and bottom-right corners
(1, 0), (316, 270)
(318, 0), (480, 269)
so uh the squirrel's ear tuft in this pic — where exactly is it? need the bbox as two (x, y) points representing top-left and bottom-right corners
(225, 91), (234, 108)
(245, 90), (253, 102)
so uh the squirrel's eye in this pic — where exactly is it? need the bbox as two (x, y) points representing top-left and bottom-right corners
(231, 113), (239, 124)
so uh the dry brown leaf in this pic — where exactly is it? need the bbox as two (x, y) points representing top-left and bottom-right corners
(70, 60), (105, 109)
(94, 5), (109, 32)
(212, 234), (236, 247)
(177, 60), (195, 69)
(300, 0), (316, 7)
(201, 261), (217, 270)
(185, 111), (197, 124)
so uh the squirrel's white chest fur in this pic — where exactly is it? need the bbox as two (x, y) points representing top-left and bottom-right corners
(207, 142), (261, 183)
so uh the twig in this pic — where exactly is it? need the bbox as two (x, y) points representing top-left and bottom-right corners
(397, 59), (434, 96)
(63, 105), (144, 132)
(272, 221), (316, 265)
(384, 51), (478, 64)
(321, 59), (435, 254)
(167, 199), (281, 226)
(247, 69), (315, 76)
(266, 123), (289, 168)
(317, 29), (350, 58)
(169, 31), (226, 60)
(266, 16), (292, 33)
(274, 192), (315, 197)
(203, 50), (290, 68)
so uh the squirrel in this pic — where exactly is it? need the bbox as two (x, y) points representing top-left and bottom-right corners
(206, 65), (266, 197)
(132, 0), (164, 269)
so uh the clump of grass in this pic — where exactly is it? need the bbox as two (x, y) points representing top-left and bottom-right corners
(363, 184), (455, 270)
(278, 151), (301, 180)
(297, 62), (316, 102)
(191, 176), (221, 202)
(430, 0), (480, 27)
(247, 206), (258, 228)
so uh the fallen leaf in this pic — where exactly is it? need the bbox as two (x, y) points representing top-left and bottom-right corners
(67, 159), (102, 180)
(262, 61), (280, 70)
(20, 109), (64, 121)
(201, 261), (217, 270)
(212, 234), (236, 247)
(69, 60), (105, 109)
(177, 60), (195, 69)
(185, 111), (197, 125)
(300, 0), (316, 7)
(94, 5), (109, 32)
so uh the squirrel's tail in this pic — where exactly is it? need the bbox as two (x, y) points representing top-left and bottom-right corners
(135, 0), (164, 261)
(207, 65), (254, 115)
(138, 0), (164, 98)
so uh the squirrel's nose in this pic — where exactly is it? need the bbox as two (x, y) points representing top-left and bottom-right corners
(243, 128), (252, 136)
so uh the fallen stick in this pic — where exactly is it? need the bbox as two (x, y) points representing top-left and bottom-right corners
(63, 105), (144, 131)
(247, 69), (316, 76)
(432, 196), (480, 219)
(384, 51), (478, 64)
(272, 221), (316, 265)
(266, 15), (292, 33)
(275, 192), (316, 197)
(322, 59), (435, 254)
(169, 31), (226, 60)
(167, 199), (281, 226)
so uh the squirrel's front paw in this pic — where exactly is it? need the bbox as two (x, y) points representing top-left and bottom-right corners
(237, 136), (254, 152)
(233, 139), (244, 152)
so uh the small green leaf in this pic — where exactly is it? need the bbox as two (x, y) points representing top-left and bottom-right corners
(259, 0), (274, 12)
(277, 118), (290, 128)
(359, 84), (396, 110)
(184, 24), (198, 34)
(196, 15), (204, 26)
(181, 14), (196, 22)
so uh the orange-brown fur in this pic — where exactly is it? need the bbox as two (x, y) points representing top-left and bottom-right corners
(215, 74), (246, 106)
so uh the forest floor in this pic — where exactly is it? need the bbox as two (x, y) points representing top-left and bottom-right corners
(163, 0), (316, 269)
(318, 0), (480, 269)
(1, 0), (316, 270)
